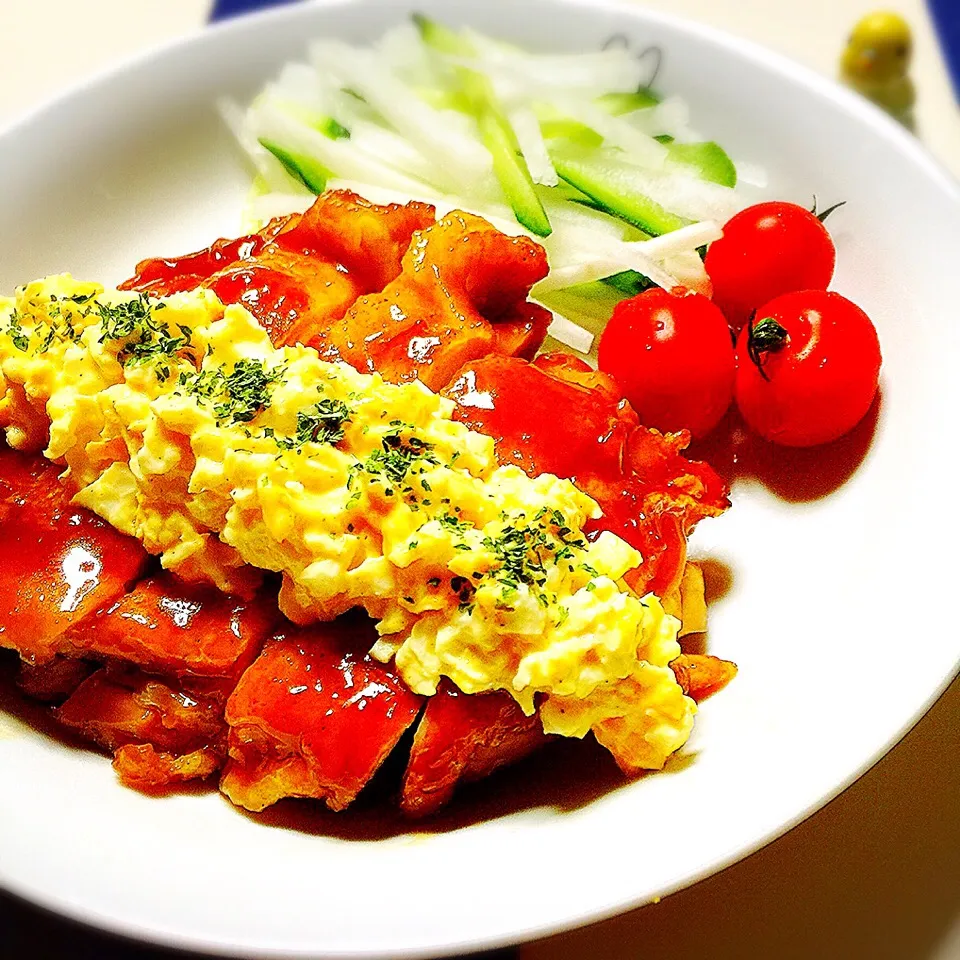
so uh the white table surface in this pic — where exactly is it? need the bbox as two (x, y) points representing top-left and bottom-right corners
(0, 2), (958, 959)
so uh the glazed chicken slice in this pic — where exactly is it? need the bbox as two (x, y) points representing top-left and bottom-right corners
(57, 669), (225, 754)
(400, 679), (549, 817)
(119, 214), (295, 297)
(0, 448), (280, 790)
(15, 657), (94, 702)
(328, 210), (551, 389)
(0, 448), (148, 664)
(444, 350), (635, 479)
(122, 192), (551, 388)
(112, 744), (222, 790)
(54, 575), (280, 790)
(221, 619), (423, 813)
(121, 190), (436, 349)
(0, 448), (271, 673)
(401, 653), (736, 816)
(670, 654), (739, 702)
(57, 667), (226, 790)
(59, 572), (277, 683)
(0, 445), (428, 810)
(445, 352), (729, 597)
(395, 354), (734, 814)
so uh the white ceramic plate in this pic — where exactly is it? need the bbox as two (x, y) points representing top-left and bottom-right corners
(0, 1), (958, 957)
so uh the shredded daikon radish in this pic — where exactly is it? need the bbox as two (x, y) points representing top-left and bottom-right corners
(271, 63), (333, 116)
(633, 220), (724, 258)
(224, 17), (768, 329)
(648, 95), (698, 142)
(218, 97), (305, 193)
(346, 119), (455, 188)
(309, 40), (493, 187)
(461, 30), (649, 95)
(662, 250), (712, 295)
(534, 246), (681, 295)
(548, 95), (668, 168)
(509, 106), (558, 186)
(591, 162), (740, 223)
(252, 102), (437, 196)
(542, 310), (596, 353)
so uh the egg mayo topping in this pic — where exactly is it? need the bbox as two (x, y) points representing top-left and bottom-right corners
(0, 276), (695, 771)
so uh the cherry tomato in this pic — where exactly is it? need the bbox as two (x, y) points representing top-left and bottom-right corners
(598, 288), (735, 438)
(735, 289), (881, 447)
(705, 201), (837, 331)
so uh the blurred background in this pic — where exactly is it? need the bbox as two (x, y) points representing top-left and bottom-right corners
(0, 2), (957, 959)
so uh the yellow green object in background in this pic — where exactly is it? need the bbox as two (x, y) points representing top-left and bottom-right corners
(840, 10), (916, 126)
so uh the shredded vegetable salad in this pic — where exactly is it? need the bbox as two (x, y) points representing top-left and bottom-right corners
(220, 16), (766, 351)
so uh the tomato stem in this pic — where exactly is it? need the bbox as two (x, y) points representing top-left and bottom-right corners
(810, 196), (847, 223)
(747, 316), (789, 381)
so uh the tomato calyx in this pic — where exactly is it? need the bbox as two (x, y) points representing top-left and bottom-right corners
(746, 316), (789, 381)
(810, 196), (846, 224)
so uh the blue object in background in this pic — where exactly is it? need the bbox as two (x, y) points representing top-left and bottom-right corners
(927, 0), (960, 101)
(210, 0), (299, 22)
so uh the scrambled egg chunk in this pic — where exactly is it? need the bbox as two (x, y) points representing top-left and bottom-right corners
(0, 276), (695, 772)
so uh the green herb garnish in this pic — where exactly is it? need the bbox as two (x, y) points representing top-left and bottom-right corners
(5, 310), (29, 352)
(276, 397), (351, 449)
(364, 424), (438, 484)
(182, 358), (282, 424)
(97, 295), (191, 379)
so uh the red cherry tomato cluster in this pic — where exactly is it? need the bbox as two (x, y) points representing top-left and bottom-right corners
(597, 201), (882, 447)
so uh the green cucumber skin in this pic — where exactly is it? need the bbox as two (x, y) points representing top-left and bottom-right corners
(258, 138), (332, 194)
(596, 89), (660, 115)
(595, 91), (738, 187)
(667, 141), (737, 187)
(540, 118), (603, 149)
(551, 150), (686, 236)
(413, 15), (552, 237)
(412, 13), (465, 55)
(318, 117), (351, 141)
(601, 269), (656, 297)
(476, 107), (552, 237)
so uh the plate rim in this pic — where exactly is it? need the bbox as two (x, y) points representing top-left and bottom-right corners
(0, 0), (959, 956)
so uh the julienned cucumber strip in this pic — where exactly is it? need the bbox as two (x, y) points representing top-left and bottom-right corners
(259, 138), (333, 193)
(550, 148), (687, 236)
(536, 280), (622, 329)
(596, 89), (661, 115)
(414, 14), (552, 237)
(465, 73), (552, 236)
(599, 92), (737, 187)
(539, 117), (603, 149)
(272, 97), (352, 141)
(602, 269), (656, 296)
(414, 85), (472, 113)
(667, 142), (737, 187)
(318, 116), (351, 140)
(411, 12), (463, 55)
(653, 136), (737, 188)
